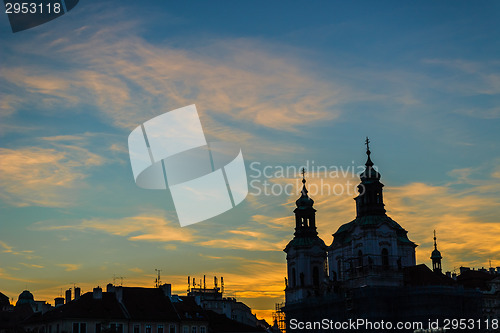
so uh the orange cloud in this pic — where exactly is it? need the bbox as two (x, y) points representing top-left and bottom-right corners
(0, 146), (104, 207)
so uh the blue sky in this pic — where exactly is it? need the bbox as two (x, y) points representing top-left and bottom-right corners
(1, 0), (500, 321)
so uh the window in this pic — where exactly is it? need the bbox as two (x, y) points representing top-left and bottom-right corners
(291, 268), (296, 287)
(199, 328), (205, 333)
(145, 325), (151, 333)
(73, 323), (86, 333)
(169, 325), (176, 333)
(300, 272), (304, 287)
(117, 324), (123, 333)
(182, 326), (188, 333)
(191, 327), (197, 333)
(134, 325), (140, 333)
(95, 324), (101, 333)
(381, 248), (389, 270)
(157, 325), (163, 333)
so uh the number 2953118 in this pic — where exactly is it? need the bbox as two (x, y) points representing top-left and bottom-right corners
(5, 2), (62, 14)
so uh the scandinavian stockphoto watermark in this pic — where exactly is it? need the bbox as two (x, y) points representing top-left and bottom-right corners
(248, 160), (369, 197)
(3, 0), (80, 33)
(128, 105), (248, 227)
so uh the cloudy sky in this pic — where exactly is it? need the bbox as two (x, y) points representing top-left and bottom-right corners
(1, 0), (500, 322)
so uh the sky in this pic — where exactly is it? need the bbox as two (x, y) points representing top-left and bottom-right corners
(1, 0), (500, 323)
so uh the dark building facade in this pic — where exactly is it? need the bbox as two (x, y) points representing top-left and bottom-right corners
(282, 141), (487, 332)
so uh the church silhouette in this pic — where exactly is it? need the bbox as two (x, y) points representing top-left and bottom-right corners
(280, 139), (493, 333)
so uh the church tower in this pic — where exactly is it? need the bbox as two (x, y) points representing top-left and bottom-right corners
(284, 170), (327, 303)
(354, 138), (386, 217)
(328, 138), (417, 288)
(431, 230), (443, 273)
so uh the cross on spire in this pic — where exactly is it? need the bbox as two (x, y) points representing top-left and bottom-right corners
(365, 137), (370, 151)
(301, 168), (306, 184)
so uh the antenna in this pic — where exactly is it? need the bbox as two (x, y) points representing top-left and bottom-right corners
(221, 276), (224, 294)
(118, 276), (125, 286)
(188, 276), (191, 292)
(155, 269), (161, 288)
(203, 275), (206, 290)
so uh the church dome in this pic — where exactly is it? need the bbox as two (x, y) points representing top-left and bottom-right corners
(360, 165), (381, 181)
(431, 248), (442, 259)
(16, 290), (34, 305)
(295, 179), (314, 208)
(359, 147), (381, 181)
(296, 192), (314, 208)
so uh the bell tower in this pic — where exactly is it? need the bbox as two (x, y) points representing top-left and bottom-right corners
(355, 137), (386, 217)
(284, 170), (327, 303)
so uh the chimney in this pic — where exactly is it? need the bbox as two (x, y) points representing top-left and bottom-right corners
(445, 272), (451, 278)
(93, 286), (102, 299)
(65, 288), (71, 304)
(115, 286), (123, 303)
(107, 283), (115, 293)
(54, 297), (64, 307)
(74, 287), (81, 300)
(160, 284), (171, 298)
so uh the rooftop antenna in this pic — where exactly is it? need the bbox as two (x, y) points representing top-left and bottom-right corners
(187, 276), (191, 292)
(154, 269), (161, 288)
(203, 275), (206, 290)
(118, 277), (125, 286)
(193, 277), (196, 288)
(221, 276), (224, 294)
(490, 260), (492, 268)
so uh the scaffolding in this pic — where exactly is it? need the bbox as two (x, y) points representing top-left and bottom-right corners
(272, 302), (286, 333)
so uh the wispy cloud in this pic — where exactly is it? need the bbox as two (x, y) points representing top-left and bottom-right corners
(1, 16), (348, 136)
(57, 263), (82, 272)
(0, 145), (104, 207)
(34, 213), (195, 243)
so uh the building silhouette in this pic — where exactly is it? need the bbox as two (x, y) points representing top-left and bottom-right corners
(0, 282), (274, 333)
(281, 140), (496, 332)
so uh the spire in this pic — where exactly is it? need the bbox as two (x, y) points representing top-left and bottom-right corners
(296, 168), (314, 209)
(293, 168), (317, 236)
(431, 230), (443, 273)
(301, 167), (307, 194)
(365, 136), (374, 167)
(355, 138), (385, 217)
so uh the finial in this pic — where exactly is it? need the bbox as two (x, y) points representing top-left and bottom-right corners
(301, 167), (306, 184)
(434, 230), (437, 250)
(364, 137), (374, 167)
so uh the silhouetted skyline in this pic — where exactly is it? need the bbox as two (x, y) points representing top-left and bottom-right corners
(1, 0), (500, 324)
